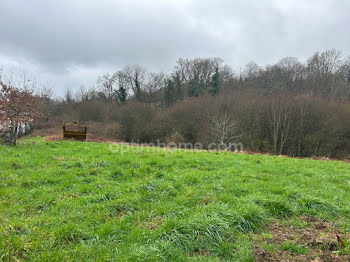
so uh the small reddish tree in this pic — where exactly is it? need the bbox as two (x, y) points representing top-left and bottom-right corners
(0, 82), (42, 145)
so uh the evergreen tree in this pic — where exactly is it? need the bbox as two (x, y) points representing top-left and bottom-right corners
(134, 76), (142, 101)
(188, 75), (201, 97)
(209, 67), (220, 95)
(116, 86), (127, 104)
(164, 79), (176, 105)
(173, 72), (183, 100)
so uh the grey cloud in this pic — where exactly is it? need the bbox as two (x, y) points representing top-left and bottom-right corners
(0, 0), (219, 70)
(0, 0), (349, 95)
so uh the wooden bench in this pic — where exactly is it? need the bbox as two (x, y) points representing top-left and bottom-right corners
(63, 121), (87, 140)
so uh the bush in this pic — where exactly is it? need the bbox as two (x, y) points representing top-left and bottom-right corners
(112, 102), (156, 142)
(166, 131), (185, 144)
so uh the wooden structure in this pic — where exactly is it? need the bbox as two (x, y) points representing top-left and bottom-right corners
(63, 121), (87, 140)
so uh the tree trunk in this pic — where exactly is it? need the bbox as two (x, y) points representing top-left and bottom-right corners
(12, 124), (18, 145)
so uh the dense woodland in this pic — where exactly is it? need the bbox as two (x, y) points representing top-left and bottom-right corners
(4, 49), (350, 159)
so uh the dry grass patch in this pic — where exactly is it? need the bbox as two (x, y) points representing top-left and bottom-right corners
(255, 216), (350, 261)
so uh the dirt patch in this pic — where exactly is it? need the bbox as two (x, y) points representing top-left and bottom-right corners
(31, 125), (120, 143)
(44, 133), (121, 143)
(56, 157), (69, 161)
(189, 251), (210, 259)
(243, 150), (350, 164)
(141, 216), (166, 230)
(32, 127), (62, 137)
(254, 216), (350, 262)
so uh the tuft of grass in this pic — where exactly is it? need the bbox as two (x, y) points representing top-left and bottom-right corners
(339, 228), (350, 255)
(280, 241), (310, 254)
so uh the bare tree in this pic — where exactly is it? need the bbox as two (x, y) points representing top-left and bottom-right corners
(243, 61), (262, 80)
(307, 49), (342, 95)
(340, 56), (350, 82)
(75, 85), (89, 102)
(0, 82), (42, 145)
(37, 84), (54, 121)
(64, 88), (74, 104)
(144, 72), (166, 102)
(97, 73), (117, 104)
(277, 57), (305, 91)
(266, 94), (293, 155)
(210, 114), (240, 148)
(124, 65), (147, 101)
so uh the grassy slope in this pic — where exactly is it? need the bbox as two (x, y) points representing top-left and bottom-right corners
(0, 137), (349, 261)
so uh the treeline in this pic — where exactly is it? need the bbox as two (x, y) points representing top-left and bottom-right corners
(44, 49), (350, 159)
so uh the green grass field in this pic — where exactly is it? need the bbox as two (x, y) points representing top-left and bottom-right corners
(1, 137), (350, 261)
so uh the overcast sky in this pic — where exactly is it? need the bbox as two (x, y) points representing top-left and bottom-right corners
(0, 0), (349, 96)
